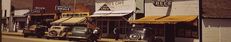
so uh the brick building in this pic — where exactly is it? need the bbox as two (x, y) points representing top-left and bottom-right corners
(202, 0), (231, 42)
(28, 0), (59, 27)
(50, 0), (94, 26)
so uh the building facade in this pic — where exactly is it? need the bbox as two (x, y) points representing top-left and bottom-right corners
(130, 0), (199, 42)
(50, 0), (94, 27)
(0, 0), (2, 32)
(60, 0), (95, 14)
(202, 19), (231, 42)
(202, 0), (231, 42)
(28, 0), (59, 27)
(1, 0), (12, 32)
(11, 0), (33, 32)
(88, 0), (139, 38)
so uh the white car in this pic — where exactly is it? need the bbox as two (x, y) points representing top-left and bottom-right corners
(45, 26), (70, 39)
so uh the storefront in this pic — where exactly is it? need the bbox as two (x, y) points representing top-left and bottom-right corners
(140, 0), (199, 42)
(13, 9), (30, 31)
(28, 13), (56, 27)
(88, 10), (134, 38)
(129, 16), (198, 42)
(91, 0), (136, 38)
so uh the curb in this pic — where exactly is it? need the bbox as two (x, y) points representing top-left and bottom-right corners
(2, 32), (146, 42)
(2, 32), (24, 37)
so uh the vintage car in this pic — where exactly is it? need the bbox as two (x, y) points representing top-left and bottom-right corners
(129, 27), (146, 40)
(67, 26), (88, 41)
(129, 27), (164, 42)
(23, 25), (48, 38)
(45, 26), (70, 39)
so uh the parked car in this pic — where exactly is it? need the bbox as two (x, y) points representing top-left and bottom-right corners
(45, 26), (70, 39)
(129, 27), (146, 40)
(67, 26), (88, 41)
(23, 25), (48, 38)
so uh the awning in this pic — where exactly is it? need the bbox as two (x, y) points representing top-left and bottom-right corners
(129, 16), (197, 24)
(90, 10), (133, 17)
(61, 17), (86, 25)
(14, 9), (30, 17)
(90, 14), (129, 17)
(51, 17), (71, 24)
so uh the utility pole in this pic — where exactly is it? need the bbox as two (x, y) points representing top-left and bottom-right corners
(0, 0), (2, 33)
(57, 0), (61, 19)
(74, 0), (76, 11)
(9, 5), (14, 32)
(0, 0), (2, 41)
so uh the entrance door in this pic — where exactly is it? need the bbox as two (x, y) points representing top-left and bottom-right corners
(96, 21), (119, 38)
(108, 21), (118, 36)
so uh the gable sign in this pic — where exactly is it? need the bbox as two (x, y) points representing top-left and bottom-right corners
(98, 4), (111, 11)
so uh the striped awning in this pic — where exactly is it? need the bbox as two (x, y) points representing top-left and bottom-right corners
(51, 17), (71, 24)
(61, 17), (86, 25)
(89, 10), (133, 17)
(129, 16), (197, 24)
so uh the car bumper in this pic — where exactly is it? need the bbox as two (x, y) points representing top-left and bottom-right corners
(67, 36), (87, 39)
(45, 35), (64, 38)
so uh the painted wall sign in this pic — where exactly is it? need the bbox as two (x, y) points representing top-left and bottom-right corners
(95, 0), (135, 11)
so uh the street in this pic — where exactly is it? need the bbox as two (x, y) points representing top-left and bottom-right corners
(2, 35), (69, 42)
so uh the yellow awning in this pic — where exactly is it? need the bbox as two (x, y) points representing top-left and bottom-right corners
(61, 17), (86, 25)
(51, 17), (70, 24)
(129, 16), (197, 24)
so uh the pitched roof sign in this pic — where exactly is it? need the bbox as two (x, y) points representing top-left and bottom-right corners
(98, 4), (111, 11)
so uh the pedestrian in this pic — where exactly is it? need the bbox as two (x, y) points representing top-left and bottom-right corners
(86, 28), (93, 42)
(113, 27), (120, 40)
(92, 28), (100, 42)
(87, 28), (100, 42)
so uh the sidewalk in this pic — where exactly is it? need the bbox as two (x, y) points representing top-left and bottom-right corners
(1, 32), (145, 42)
(2, 32), (24, 36)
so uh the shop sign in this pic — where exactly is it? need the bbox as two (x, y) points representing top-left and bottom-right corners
(153, 0), (172, 7)
(55, 6), (71, 11)
(99, 4), (111, 11)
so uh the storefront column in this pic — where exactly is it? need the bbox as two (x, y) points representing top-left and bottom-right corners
(165, 24), (175, 42)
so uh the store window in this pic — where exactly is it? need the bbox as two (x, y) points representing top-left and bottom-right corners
(62, 14), (68, 18)
(176, 24), (198, 38)
(81, 14), (88, 17)
(119, 21), (132, 34)
(97, 21), (107, 33)
(73, 14), (79, 17)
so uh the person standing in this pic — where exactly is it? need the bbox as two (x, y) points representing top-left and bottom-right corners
(113, 27), (120, 40)
(87, 28), (100, 42)
(86, 28), (93, 42)
(92, 28), (100, 42)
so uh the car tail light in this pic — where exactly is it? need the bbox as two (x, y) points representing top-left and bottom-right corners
(45, 32), (48, 35)
(67, 32), (72, 35)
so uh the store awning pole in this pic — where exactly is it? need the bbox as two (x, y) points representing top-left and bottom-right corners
(165, 24), (175, 42)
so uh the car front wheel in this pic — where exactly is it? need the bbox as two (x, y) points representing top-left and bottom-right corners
(24, 35), (29, 37)
(129, 33), (141, 40)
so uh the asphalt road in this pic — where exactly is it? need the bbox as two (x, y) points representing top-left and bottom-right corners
(2, 35), (69, 42)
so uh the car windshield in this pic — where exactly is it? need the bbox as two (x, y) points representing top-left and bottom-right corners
(132, 28), (146, 33)
(132, 28), (144, 30)
(72, 27), (87, 31)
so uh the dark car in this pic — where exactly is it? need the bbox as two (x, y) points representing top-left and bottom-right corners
(23, 25), (48, 38)
(128, 27), (164, 42)
(129, 27), (146, 40)
(67, 26), (88, 41)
